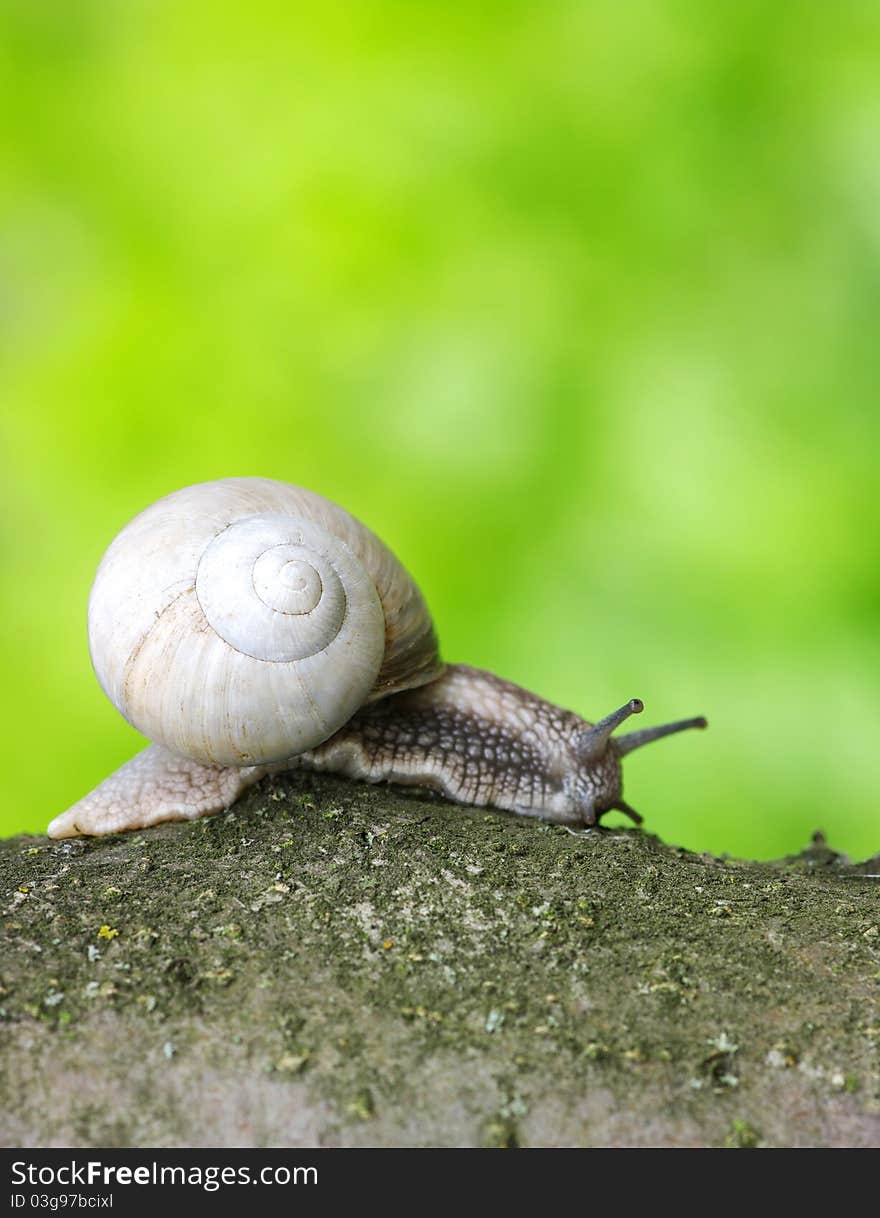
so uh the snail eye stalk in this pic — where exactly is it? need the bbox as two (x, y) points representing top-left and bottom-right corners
(576, 698), (644, 760)
(615, 716), (708, 757)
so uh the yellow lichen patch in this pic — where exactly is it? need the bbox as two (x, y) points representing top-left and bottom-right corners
(276, 1050), (310, 1074)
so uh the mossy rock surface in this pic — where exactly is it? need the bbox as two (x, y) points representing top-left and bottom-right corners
(1, 771), (878, 1147)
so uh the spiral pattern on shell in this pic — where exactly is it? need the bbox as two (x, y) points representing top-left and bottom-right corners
(195, 514), (370, 665)
(87, 478), (442, 766)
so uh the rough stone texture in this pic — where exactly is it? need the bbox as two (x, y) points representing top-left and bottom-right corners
(1, 771), (878, 1148)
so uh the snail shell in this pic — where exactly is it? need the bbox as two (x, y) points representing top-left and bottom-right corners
(87, 477), (443, 766)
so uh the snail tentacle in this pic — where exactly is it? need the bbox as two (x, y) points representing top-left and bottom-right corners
(614, 716), (709, 757)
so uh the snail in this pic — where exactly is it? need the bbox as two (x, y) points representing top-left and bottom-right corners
(48, 478), (707, 839)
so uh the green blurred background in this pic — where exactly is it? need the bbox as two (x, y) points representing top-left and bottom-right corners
(1, 1), (878, 858)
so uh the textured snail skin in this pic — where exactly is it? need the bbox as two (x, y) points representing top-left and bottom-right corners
(47, 746), (268, 839)
(46, 666), (674, 838)
(299, 665), (623, 825)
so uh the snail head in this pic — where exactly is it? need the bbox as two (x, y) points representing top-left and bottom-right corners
(571, 699), (708, 827)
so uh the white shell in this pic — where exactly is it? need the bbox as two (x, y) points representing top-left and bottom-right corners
(87, 478), (442, 766)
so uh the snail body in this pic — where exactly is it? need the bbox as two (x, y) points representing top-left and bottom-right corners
(49, 478), (707, 839)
